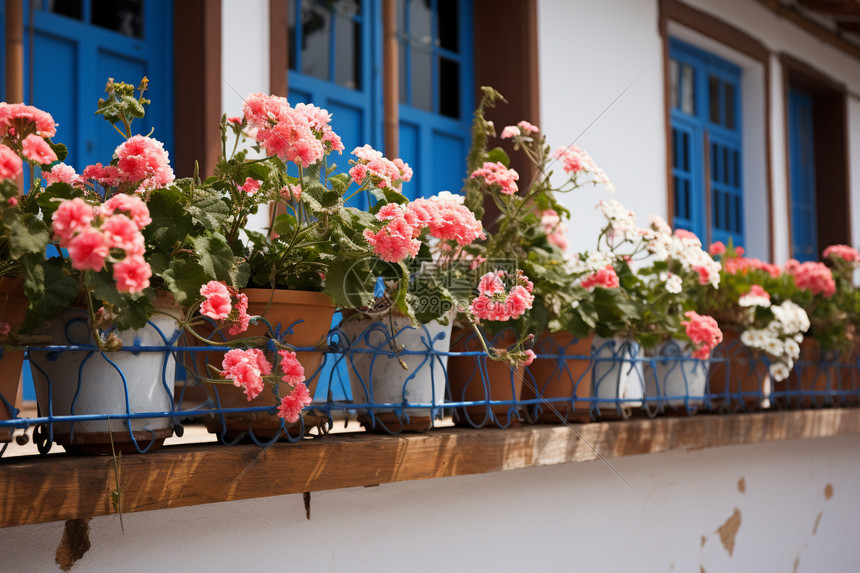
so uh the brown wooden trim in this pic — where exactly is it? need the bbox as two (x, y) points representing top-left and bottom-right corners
(660, 14), (675, 228)
(173, 0), (222, 179)
(781, 59), (794, 258)
(780, 52), (852, 258)
(382, 0), (399, 158)
(660, 0), (770, 64)
(3, 409), (860, 528)
(704, 130), (712, 246)
(5, 0), (22, 104)
(269, 0), (288, 97)
(659, 0), (776, 260)
(755, 0), (860, 63)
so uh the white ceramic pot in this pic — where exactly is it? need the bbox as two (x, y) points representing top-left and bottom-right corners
(591, 335), (644, 412)
(340, 313), (453, 430)
(29, 306), (181, 452)
(644, 338), (708, 410)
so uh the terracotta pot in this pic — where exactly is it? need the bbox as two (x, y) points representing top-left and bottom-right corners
(523, 331), (593, 423)
(198, 288), (335, 442)
(0, 278), (26, 442)
(707, 330), (768, 412)
(773, 339), (839, 408)
(447, 327), (524, 428)
(29, 304), (182, 454)
(340, 313), (453, 432)
(842, 346), (860, 405)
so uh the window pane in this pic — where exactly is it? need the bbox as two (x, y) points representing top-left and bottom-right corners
(410, 0), (433, 47)
(301, 4), (331, 81)
(334, 14), (360, 89)
(709, 75), (720, 124)
(725, 82), (736, 129)
(669, 59), (679, 110)
(411, 49), (432, 111)
(439, 57), (459, 118)
(40, 0), (82, 19)
(681, 64), (695, 115)
(288, 1), (297, 71)
(91, 0), (142, 38)
(437, 0), (458, 52)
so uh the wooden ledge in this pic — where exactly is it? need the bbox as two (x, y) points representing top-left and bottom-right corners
(3, 408), (860, 528)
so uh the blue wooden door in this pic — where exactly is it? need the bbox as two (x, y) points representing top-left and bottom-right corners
(788, 88), (817, 261)
(1, 1), (174, 401)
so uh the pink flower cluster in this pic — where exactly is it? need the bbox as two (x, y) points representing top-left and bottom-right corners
(82, 135), (174, 192)
(275, 349), (312, 423)
(242, 93), (343, 168)
(823, 244), (860, 264)
(0, 145), (22, 179)
(785, 259), (836, 298)
(470, 270), (535, 322)
(553, 145), (614, 192)
(722, 254), (780, 278)
(499, 120), (539, 139)
(581, 265), (620, 290)
(199, 280), (251, 335)
(21, 134), (57, 165)
(43, 163), (84, 188)
(470, 161), (519, 195)
(221, 348), (271, 401)
(51, 195), (152, 293)
(0, 102), (57, 137)
(739, 284), (771, 308)
(540, 209), (569, 252)
(407, 194), (483, 246)
(682, 311), (723, 360)
(363, 203), (421, 263)
(240, 177), (261, 195)
(349, 145), (412, 191)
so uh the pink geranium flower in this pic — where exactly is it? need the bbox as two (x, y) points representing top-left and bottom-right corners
(199, 281), (232, 320)
(114, 135), (175, 192)
(221, 348), (272, 401)
(21, 134), (57, 165)
(67, 228), (109, 271)
(44, 163), (84, 188)
(52, 197), (95, 246)
(228, 293), (251, 335)
(682, 311), (723, 360)
(581, 265), (620, 290)
(113, 255), (152, 293)
(278, 350), (305, 387)
(0, 102), (57, 137)
(470, 161), (519, 195)
(0, 144), (23, 179)
(102, 194), (152, 230)
(276, 381), (312, 423)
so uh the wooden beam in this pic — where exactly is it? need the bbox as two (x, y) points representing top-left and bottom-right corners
(269, 0), (288, 97)
(5, 0), (22, 104)
(382, 0), (399, 158)
(3, 409), (860, 529)
(754, 0), (860, 62)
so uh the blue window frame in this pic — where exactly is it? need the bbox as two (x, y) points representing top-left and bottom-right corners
(669, 39), (743, 247)
(788, 88), (817, 261)
(0, 0), (174, 170)
(286, 0), (473, 204)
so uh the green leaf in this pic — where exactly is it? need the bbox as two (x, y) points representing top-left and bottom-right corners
(45, 139), (68, 163)
(187, 190), (231, 230)
(88, 271), (153, 331)
(121, 94), (146, 118)
(486, 147), (510, 167)
(272, 214), (297, 237)
(192, 235), (242, 286)
(7, 216), (49, 258)
(20, 257), (80, 333)
(369, 187), (409, 210)
(35, 182), (82, 221)
(324, 259), (375, 309)
(145, 187), (196, 251)
(162, 258), (209, 306)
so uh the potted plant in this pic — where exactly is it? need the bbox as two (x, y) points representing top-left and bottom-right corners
(701, 243), (808, 411)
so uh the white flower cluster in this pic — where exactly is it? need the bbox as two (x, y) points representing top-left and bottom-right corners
(739, 292), (771, 308)
(740, 300), (810, 381)
(644, 215), (721, 288)
(567, 250), (616, 276)
(660, 272), (683, 294)
(596, 199), (640, 244)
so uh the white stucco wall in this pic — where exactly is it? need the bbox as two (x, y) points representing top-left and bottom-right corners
(538, 0), (667, 256)
(540, 0), (860, 260)
(5, 435), (860, 572)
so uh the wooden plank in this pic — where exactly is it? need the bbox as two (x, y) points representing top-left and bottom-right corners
(2, 409), (860, 529)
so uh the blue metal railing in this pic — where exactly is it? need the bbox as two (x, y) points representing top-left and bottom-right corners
(1, 315), (858, 454)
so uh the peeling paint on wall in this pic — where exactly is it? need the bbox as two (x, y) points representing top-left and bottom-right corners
(55, 518), (91, 571)
(737, 477), (746, 494)
(825, 484), (834, 500)
(717, 508), (742, 557)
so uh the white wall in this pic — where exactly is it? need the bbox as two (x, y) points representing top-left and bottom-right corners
(221, 0), (272, 233)
(538, 0), (667, 255)
(5, 435), (860, 572)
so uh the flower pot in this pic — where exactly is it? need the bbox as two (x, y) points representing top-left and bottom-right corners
(591, 335), (644, 417)
(772, 339), (839, 408)
(643, 338), (709, 413)
(0, 278), (27, 442)
(523, 331), (593, 423)
(29, 304), (182, 454)
(707, 330), (768, 412)
(199, 288), (335, 442)
(340, 313), (453, 432)
(447, 327), (524, 428)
